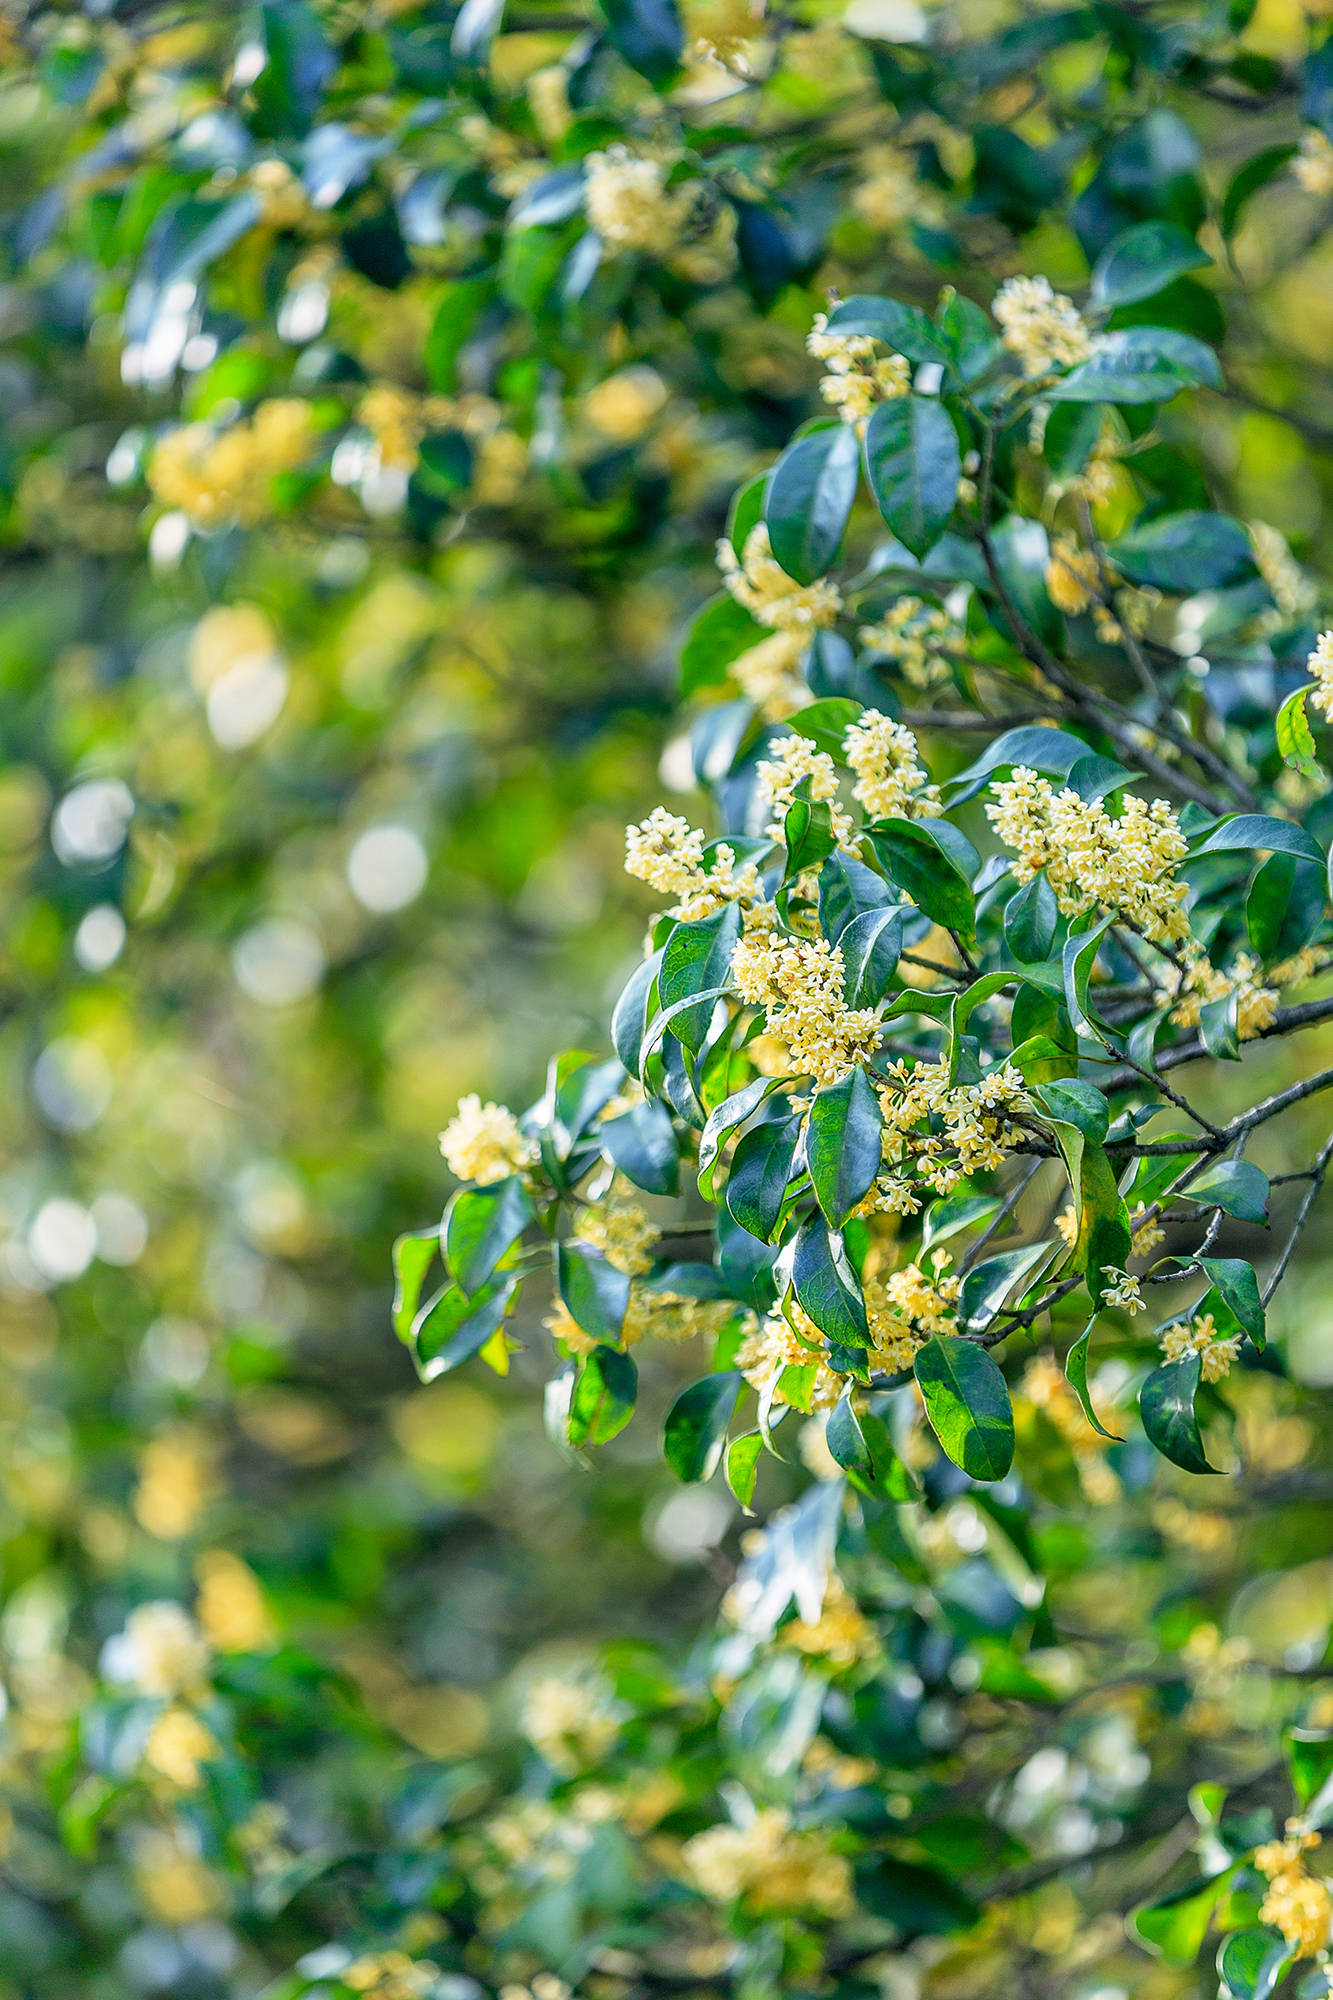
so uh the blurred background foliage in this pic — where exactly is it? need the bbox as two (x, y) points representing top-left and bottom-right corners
(8, 1), (1333, 1997)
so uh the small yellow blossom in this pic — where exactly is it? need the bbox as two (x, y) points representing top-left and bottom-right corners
(857, 595), (961, 688)
(1102, 1269), (1144, 1314)
(143, 1706), (218, 1791)
(583, 366), (668, 441)
(1304, 629), (1333, 723)
(584, 147), (690, 251)
(731, 926), (881, 1086)
(717, 523), (842, 630)
(1166, 949), (1278, 1041)
(987, 766), (1190, 946)
(623, 805), (763, 919)
(1295, 127), (1333, 197)
(520, 1671), (619, 1772)
(575, 1183), (659, 1275)
(737, 1303), (845, 1410)
(195, 1549), (274, 1652)
(730, 629), (810, 718)
(843, 710), (939, 820)
(1045, 536), (1103, 616)
(112, 1602), (211, 1699)
(440, 1094), (537, 1185)
(1160, 1311), (1241, 1382)
(148, 399), (313, 530)
(851, 144), (918, 232)
(754, 733), (854, 844)
(994, 275), (1094, 378)
(681, 1806), (854, 1915)
(782, 1574), (877, 1665)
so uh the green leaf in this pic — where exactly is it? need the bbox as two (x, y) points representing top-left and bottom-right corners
(1046, 326), (1222, 403)
(725, 1430), (765, 1509)
(1276, 686), (1319, 778)
(865, 820), (975, 937)
(1214, 1927), (1296, 2000)
(825, 1388), (873, 1480)
(824, 294), (952, 365)
(1183, 1159), (1270, 1225)
(839, 906), (905, 1006)
(1246, 849), (1303, 959)
(611, 950), (662, 1074)
(957, 1242), (1051, 1334)
(391, 1229), (438, 1341)
(725, 1114), (801, 1241)
(664, 1371), (742, 1480)
(658, 903), (742, 1054)
(807, 1064), (884, 1229)
(600, 1100), (680, 1196)
(1222, 142), (1298, 238)
(1061, 917), (1114, 1040)
(923, 1194), (1000, 1250)
(1197, 1256), (1265, 1349)
(944, 723), (1092, 805)
(1035, 1077), (1108, 1144)
(698, 1076), (787, 1200)
(444, 1177), (532, 1295)
(556, 1240), (631, 1343)
(825, 1390), (909, 1497)
(567, 1345), (638, 1448)
(915, 1335), (1014, 1481)
(1110, 511), (1252, 591)
(1064, 1319), (1123, 1440)
(784, 696), (863, 759)
(790, 1218), (869, 1347)
(1193, 813), (1324, 867)
(863, 395), (961, 559)
(1139, 1354), (1219, 1474)
(681, 592), (766, 697)
(764, 422), (861, 583)
(1090, 220), (1210, 307)
(424, 274), (492, 392)
(411, 1277), (516, 1381)
(783, 790), (837, 881)
(1286, 1728), (1333, 1809)
(1132, 1868), (1235, 1965)
(1004, 874), (1058, 963)
(819, 851), (895, 943)
(599, 0), (682, 84)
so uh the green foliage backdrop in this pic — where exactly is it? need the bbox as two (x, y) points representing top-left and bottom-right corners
(9, 4), (1333, 2000)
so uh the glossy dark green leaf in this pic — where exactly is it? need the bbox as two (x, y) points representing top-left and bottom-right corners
(725, 1429), (765, 1509)
(664, 1370), (741, 1481)
(658, 903), (742, 1053)
(1193, 813), (1324, 867)
(790, 1218), (869, 1347)
(698, 1076), (787, 1199)
(556, 1240), (631, 1343)
(818, 851), (894, 943)
(1035, 1077), (1108, 1143)
(1198, 1255), (1265, 1349)
(600, 1100), (680, 1196)
(784, 696), (863, 758)
(1139, 1354), (1219, 1474)
(611, 949), (662, 1074)
(1061, 919), (1113, 1039)
(1110, 510), (1252, 591)
(957, 1242), (1050, 1334)
(1004, 873), (1058, 962)
(1182, 1158), (1270, 1224)
(411, 1276), (516, 1380)
(1090, 221), (1210, 307)
(1064, 1318), (1123, 1440)
(444, 1176), (532, 1295)
(764, 422), (861, 583)
(865, 820), (975, 937)
(1214, 1927), (1295, 2000)
(783, 790), (837, 881)
(1046, 326), (1222, 403)
(914, 1334), (1015, 1481)
(599, 0), (683, 84)
(824, 294), (952, 364)
(807, 1064), (884, 1228)
(863, 395), (960, 558)
(840, 906), (905, 1005)
(681, 592), (766, 696)
(567, 1345), (638, 1448)
(725, 1114), (801, 1241)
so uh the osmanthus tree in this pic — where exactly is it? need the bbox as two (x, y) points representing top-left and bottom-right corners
(12, 4), (1333, 2000)
(406, 260), (1333, 1994)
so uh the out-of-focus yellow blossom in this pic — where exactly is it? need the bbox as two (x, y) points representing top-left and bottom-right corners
(851, 143), (919, 232)
(583, 365), (668, 441)
(544, 1287), (735, 1354)
(584, 147), (691, 251)
(148, 399), (314, 529)
(440, 1094), (538, 1184)
(994, 274), (1094, 377)
(575, 1182), (659, 1275)
(112, 1602), (211, 1699)
(987, 766), (1190, 945)
(1045, 536), (1104, 616)
(681, 1806), (854, 1915)
(133, 1427), (215, 1539)
(1160, 1311), (1241, 1382)
(681, 0), (765, 60)
(343, 1949), (443, 1998)
(807, 310), (911, 427)
(731, 629), (810, 718)
(737, 1304), (846, 1410)
(195, 1549), (274, 1652)
(1295, 127), (1333, 195)
(249, 156), (311, 229)
(858, 595), (961, 688)
(716, 522), (842, 631)
(1251, 521), (1316, 620)
(142, 1706), (218, 1791)
(133, 1824), (222, 1925)
(782, 1574), (878, 1665)
(520, 1670), (620, 1771)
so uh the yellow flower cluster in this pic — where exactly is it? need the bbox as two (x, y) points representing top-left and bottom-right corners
(1255, 1824), (1331, 1956)
(681, 1806), (854, 1915)
(148, 399), (314, 529)
(342, 1951), (443, 1999)
(731, 922), (882, 1086)
(864, 1253), (961, 1370)
(1304, 629), (1333, 722)
(440, 1094), (538, 1185)
(843, 710), (939, 820)
(583, 365), (668, 441)
(850, 143), (918, 232)
(583, 147), (690, 250)
(874, 1056), (1033, 1199)
(737, 1304), (845, 1409)
(196, 1547), (274, 1652)
(1160, 1311), (1241, 1383)
(681, 0), (765, 60)
(520, 1671), (620, 1773)
(249, 157), (311, 230)
(1166, 950), (1278, 1041)
(1295, 128), (1333, 196)
(142, 1706), (218, 1791)
(1251, 522), (1316, 622)
(754, 734), (854, 844)
(986, 766), (1190, 945)
(717, 523), (843, 631)
(994, 275), (1094, 378)
(623, 806), (763, 920)
(858, 595), (961, 688)
(114, 1601), (211, 1699)
(134, 1426), (216, 1539)
(575, 1182), (659, 1275)
(806, 310), (910, 427)
(546, 1287), (734, 1355)
(781, 1574), (878, 1665)
(731, 629), (811, 719)
(1101, 1269), (1144, 1314)
(1045, 537), (1105, 616)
